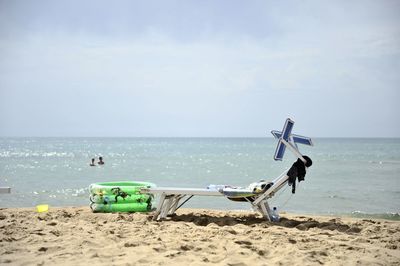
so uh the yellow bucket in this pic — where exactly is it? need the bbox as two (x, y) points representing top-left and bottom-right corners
(36, 204), (49, 213)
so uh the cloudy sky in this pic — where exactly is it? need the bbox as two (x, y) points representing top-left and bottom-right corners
(0, 0), (399, 137)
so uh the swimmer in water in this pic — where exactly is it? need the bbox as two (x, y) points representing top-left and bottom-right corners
(98, 156), (105, 165)
(90, 158), (95, 166)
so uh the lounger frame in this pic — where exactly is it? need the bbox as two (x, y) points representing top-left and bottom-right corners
(140, 118), (311, 221)
(140, 166), (295, 221)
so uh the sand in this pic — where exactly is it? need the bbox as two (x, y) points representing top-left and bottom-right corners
(0, 207), (399, 265)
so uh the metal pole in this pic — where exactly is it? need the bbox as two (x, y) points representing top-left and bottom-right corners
(281, 139), (306, 163)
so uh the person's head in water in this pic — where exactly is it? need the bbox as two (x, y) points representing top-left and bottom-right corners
(98, 156), (104, 165)
(90, 158), (95, 166)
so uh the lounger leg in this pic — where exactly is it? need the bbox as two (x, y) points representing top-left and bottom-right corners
(264, 200), (273, 221)
(258, 200), (272, 222)
(168, 195), (183, 215)
(160, 196), (174, 219)
(153, 193), (166, 221)
(159, 201), (168, 219)
(251, 205), (263, 219)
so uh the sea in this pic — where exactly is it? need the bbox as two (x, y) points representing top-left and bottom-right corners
(0, 138), (399, 220)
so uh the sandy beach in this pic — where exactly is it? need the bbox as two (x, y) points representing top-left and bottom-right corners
(0, 207), (399, 265)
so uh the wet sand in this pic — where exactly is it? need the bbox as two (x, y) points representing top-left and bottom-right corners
(0, 207), (399, 265)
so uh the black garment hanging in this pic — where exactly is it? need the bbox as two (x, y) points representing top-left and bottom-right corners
(287, 156), (312, 193)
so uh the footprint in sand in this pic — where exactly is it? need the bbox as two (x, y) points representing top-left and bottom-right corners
(234, 240), (252, 246)
(180, 244), (193, 251)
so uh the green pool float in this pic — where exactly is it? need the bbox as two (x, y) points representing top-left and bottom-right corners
(89, 181), (155, 213)
(91, 202), (150, 213)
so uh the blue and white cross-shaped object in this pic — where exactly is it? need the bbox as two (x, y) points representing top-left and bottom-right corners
(271, 118), (313, 162)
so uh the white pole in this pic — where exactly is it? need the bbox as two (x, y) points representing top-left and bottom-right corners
(281, 139), (306, 163)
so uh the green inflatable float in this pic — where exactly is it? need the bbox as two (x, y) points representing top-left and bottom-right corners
(89, 181), (155, 213)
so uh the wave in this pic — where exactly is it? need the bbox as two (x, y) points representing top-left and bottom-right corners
(0, 152), (75, 158)
(368, 160), (400, 165)
(349, 211), (400, 221)
(29, 188), (88, 198)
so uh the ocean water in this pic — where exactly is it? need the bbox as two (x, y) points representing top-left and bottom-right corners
(0, 138), (399, 219)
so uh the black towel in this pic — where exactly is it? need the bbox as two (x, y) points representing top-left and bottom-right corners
(287, 156), (312, 193)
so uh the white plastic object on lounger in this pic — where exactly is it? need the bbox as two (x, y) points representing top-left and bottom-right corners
(0, 187), (11, 194)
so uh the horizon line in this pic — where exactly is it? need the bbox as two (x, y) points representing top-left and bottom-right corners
(0, 136), (399, 139)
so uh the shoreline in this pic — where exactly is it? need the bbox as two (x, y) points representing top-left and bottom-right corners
(2, 205), (399, 221)
(1, 207), (399, 265)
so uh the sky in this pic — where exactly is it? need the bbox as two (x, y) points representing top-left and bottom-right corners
(0, 0), (399, 137)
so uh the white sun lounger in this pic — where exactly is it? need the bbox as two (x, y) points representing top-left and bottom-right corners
(140, 168), (292, 221)
(140, 118), (313, 221)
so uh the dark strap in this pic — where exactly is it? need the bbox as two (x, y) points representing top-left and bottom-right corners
(175, 195), (194, 211)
